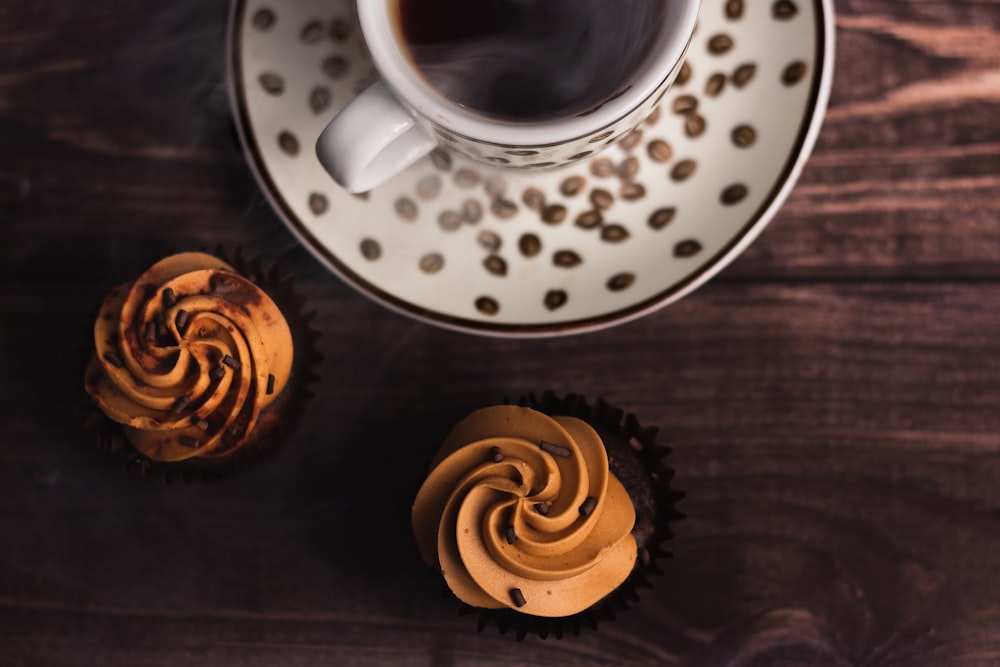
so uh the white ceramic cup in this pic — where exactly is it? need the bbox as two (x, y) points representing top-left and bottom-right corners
(316, 0), (701, 194)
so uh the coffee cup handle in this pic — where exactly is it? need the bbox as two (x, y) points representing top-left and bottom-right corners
(315, 80), (437, 194)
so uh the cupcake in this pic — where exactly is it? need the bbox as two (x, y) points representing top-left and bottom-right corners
(412, 392), (683, 639)
(83, 250), (319, 482)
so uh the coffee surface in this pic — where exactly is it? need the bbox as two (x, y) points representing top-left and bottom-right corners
(395, 0), (668, 122)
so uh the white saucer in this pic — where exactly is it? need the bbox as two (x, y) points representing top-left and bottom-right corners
(227, 0), (834, 337)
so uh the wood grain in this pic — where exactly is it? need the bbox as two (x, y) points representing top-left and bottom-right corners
(2, 0), (1000, 665)
(5, 280), (1000, 664)
(731, 1), (1000, 281)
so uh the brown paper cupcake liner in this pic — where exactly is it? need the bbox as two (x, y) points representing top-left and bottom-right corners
(452, 391), (685, 640)
(82, 246), (322, 484)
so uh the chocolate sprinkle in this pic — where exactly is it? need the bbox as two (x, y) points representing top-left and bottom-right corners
(143, 321), (156, 343)
(103, 350), (124, 368)
(579, 496), (598, 517)
(222, 355), (241, 370)
(489, 446), (504, 463)
(192, 417), (210, 432)
(533, 502), (549, 516)
(510, 588), (527, 608)
(209, 366), (226, 382)
(266, 374), (276, 395)
(178, 436), (201, 449)
(539, 440), (572, 458)
(172, 394), (191, 414)
(175, 309), (190, 335)
(504, 525), (517, 545)
(162, 288), (176, 307)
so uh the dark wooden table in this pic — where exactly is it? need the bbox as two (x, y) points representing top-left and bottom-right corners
(4, 1), (1000, 665)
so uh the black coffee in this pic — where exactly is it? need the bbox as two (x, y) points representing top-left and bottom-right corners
(394, 0), (668, 122)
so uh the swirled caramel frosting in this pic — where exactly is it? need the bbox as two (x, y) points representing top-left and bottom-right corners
(84, 252), (293, 462)
(412, 405), (638, 617)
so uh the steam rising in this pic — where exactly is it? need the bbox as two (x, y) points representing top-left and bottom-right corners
(402, 0), (667, 121)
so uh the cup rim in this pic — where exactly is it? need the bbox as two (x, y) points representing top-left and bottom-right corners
(359, 0), (701, 147)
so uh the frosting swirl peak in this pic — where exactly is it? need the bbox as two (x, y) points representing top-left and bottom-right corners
(412, 406), (637, 617)
(85, 252), (293, 462)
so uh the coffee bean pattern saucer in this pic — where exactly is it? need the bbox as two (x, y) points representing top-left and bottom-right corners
(227, 0), (834, 336)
